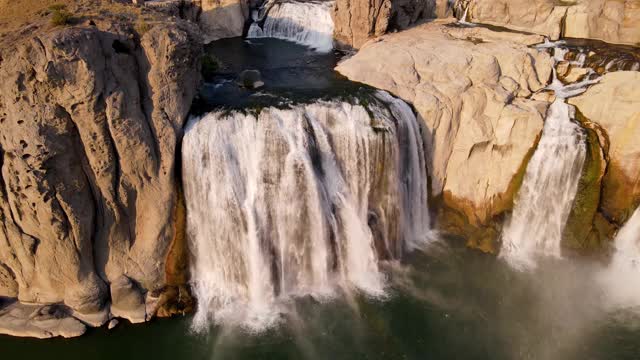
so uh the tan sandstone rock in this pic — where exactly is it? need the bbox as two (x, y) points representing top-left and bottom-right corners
(0, 20), (201, 320)
(198, 0), (249, 43)
(332, 0), (451, 48)
(0, 302), (86, 338)
(463, 0), (640, 46)
(565, 0), (640, 47)
(337, 20), (552, 251)
(465, 0), (568, 40)
(569, 71), (640, 224)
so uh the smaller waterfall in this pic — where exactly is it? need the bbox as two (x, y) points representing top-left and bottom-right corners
(248, 1), (335, 52)
(183, 92), (430, 332)
(500, 44), (599, 269)
(598, 208), (640, 310)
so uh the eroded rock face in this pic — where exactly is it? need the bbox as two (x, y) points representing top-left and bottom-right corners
(198, 0), (249, 43)
(332, 0), (452, 48)
(569, 72), (640, 225)
(464, 0), (567, 40)
(463, 0), (640, 46)
(565, 0), (640, 46)
(337, 20), (552, 250)
(0, 21), (201, 322)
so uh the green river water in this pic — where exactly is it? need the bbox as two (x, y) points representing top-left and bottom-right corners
(3, 239), (640, 360)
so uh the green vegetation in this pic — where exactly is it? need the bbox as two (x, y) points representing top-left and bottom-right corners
(135, 20), (152, 36)
(49, 4), (73, 26)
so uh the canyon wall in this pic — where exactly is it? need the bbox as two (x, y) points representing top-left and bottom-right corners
(462, 0), (640, 46)
(332, 0), (452, 48)
(0, 18), (201, 331)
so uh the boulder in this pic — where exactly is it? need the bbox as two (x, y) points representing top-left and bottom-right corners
(569, 72), (640, 225)
(110, 275), (146, 323)
(0, 20), (201, 322)
(237, 69), (264, 89)
(0, 302), (86, 338)
(337, 20), (552, 251)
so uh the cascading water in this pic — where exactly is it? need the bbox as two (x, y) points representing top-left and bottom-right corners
(598, 208), (640, 310)
(182, 92), (430, 332)
(500, 43), (599, 269)
(247, 0), (335, 52)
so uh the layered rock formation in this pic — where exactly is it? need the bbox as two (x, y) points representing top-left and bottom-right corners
(462, 0), (640, 46)
(337, 20), (553, 251)
(0, 17), (201, 336)
(332, 0), (452, 48)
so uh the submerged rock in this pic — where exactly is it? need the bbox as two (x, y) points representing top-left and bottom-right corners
(237, 69), (265, 89)
(337, 19), (553, 251)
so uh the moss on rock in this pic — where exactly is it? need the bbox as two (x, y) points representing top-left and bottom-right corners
(436, 130), (541, 254)
(562, 115), (608, 253)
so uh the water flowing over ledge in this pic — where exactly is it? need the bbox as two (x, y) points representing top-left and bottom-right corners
(248, 0), (335, 52)
(500, 43), (599, 270)
(182, 92), (430, 332)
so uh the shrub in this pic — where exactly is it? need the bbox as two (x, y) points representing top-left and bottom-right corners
(50, 6), (73, 26)
(134, 20), (152, 36)
(48, 4), (67, 11)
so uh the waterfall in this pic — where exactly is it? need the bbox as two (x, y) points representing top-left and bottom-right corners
(182, 92), (430, 332)
(500, 44), (598, 269)
(247, 0), (335, 52)
(598, 208), (640, 310)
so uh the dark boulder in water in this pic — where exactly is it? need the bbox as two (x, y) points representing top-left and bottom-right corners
(237, 69), (265, 89)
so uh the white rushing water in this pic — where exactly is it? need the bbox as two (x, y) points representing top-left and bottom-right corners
(248, 0), (335, 52)
(183, 92), (430, 332)
(500, 44), (598, 269)
(599, 208), (640, 310)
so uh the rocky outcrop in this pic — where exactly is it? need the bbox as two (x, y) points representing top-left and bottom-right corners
(569, 72), (640, 226)
(564, 0), (640, 46)
(337, 20), (553, 251)
(144, 0), (248, 43)
(0, 19), (201, 337)
(332, 0), (452, 48)
(0, 302), (86, 339)
(462, 0), (640, 46)
(197, 0), (249, 43)
(462, 0), (567, 40)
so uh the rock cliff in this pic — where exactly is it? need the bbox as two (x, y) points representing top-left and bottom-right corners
(0, 13), (201, 336)
(462, 0), (640, 46)
(569, 72), (640, 227)
(337, 20), (553, 251)
(332, 0), (452, 48)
